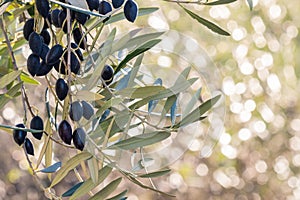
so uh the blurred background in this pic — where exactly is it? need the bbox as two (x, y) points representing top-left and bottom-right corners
(1, 0), (300, 199)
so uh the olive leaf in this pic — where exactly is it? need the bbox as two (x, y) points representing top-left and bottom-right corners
(138, 169), (171, 178)
(0, 70), (21, 89)
(88, 178), (122, 200)
(246, 0), (253, 10)
(40, 162), (62, 173)
(204, 0), (238, 5)
(62, 182), (84, 197)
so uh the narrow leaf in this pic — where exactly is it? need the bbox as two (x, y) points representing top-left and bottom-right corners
(88, 178), (122, 200)
(20, 73), (40, 85)
(62, 182), (84, 197)
(0, 82), (22, 110)
(181, 5), (230, 36)
(138, 169), (171, 178)
(115, 39), (161, 73)
(183, 88), (202, 118)
(40, 162), (62, 173)
(106, 190), (128, 200)
(70, 165), (112, 200)
(159, 95), (177, 121)
(176, 95), (221, 127)
(116, 86), (165, 99)
(0, 70), (20, 89)
(127, 54), (143, 88)
(87, 157), (99, 184)
(108, 131), (171, 150)
(50, 152), (92, 188)
(204, 0), (238, 5)
(170, 98), (177, 125)
(148, 78), (163, 114)
(75, 90), (104, 101)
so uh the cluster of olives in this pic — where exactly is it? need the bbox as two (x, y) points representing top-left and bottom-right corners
(13, 116), (44, 156)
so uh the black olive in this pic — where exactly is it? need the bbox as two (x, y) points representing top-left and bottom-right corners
(101, 64), (114, 85)
(27, 54), (41, 77)
(46, 44), (63, 66)
(30, 116), (44, 140)
(55, 78), (69, 101)
(87, 0), (100, 11)
(23, 18), (34, 41)
(13, 124), (27, 146)
(71, 43), (84, 61)
(73, 128), (86, 151)
(36, 0), (50, 18)
(29, 32), (43, 56)
(40, 29), (51, 45)
(58, 120), (72, 145)
(25, 138), (34, 156)
(36, 61), (53, 76)
(99, 1), (112, 15)
(72, 28), (86, 50)
(74, 12), (89, 25)
(51, 9), (61, 28)
(69, 101), (83, 121)
(81, 101), (94, 120)
(112, 0), (124, 9)
(124, 0), (138, 23)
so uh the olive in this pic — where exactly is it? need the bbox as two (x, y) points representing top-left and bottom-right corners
(51, 9), (61, 28)
(112, 0), (124, 9)
(74, 12), (89, 25)
(87, 0), (100, 11)
(36, 0), (50, 18)
(81, 101), (94, 120)
(54, 60), (67, 75)
(124, 0), (138, 23)
(39, 44), (49, 61)
(27, 54), (41, 77)
(13, 124), (27, 146)
(72, 28), (86, 50)
(73, 128), (86, 151)
(101, 64), (114, 85)
(36, 61), (53, 76)
(58, 10), (67, 32)
(29, 32), (43, 56)
(30, 116), (44, 140)
(40, 29), (51, 45)
(69, 101), (83, 121)
(25, 138), (34, 156)
(58, 120), (72, 145)
(55, 78), (69, 101)
(71, 43), (84, 61)
(43, 13), (51, 29)
(23, 18), (34, 41)
(98, 1), (112, 15)
(63, 50), (81, 74)
(46, 44), (63, 66)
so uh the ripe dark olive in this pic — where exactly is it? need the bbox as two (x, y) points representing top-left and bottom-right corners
(54, 61), (67, 75)
(30, 116), (44, 140)
(36, 61), (53, 76)
(25, 138), (34, 156)
(27, 54), (41, 77)
(23, 18), (34, 41)
(13, 124), (27, 146)
(101, 64), (114, 85)
(40, 29), (50, 45)
(63, 51), (81, 74)
(36, 0), (50, 18)
(46, 44), (63, 66)
(81, 101), (94, 120)
(74, 12), (89, 25)
(71, 43), (84, 61)
(51, 9), (61, 27)
(87, 0), (99, 11)
(69, 101), (83, 122)
(43, 13), (51, 29)
(58, 10), (68, 33)
(124, 0), (138, 23)
(112, 0), (124, 9)
(58, 120), (72, 145)
(99, 1), (112, 15)
(29, 32), (43, 56)
(39, 44), (49, 61)
(55, 78), (69, 101)
(73, 28), (86, 50)
(73, 128), (86, 151)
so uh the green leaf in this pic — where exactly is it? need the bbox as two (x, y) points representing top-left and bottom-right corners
(70, 165), (112, 200)
(138, 169), (171, 178)
(87, 157), (99, 184)
(115, 39), (161, 73)
(40, 162), (61, 173)
(88, 178), (122, 200)
(170, 98), (177, 125)
(204, 0), (238, 5)
(125, 32), (165, 50)
(106, 190), (128, 200)
(176, 95), (221, 127)
(0, 81), (22, 110)
(182, 88), (202, 118)
(50, 152), (92, 188)
(20, 73), (40, 85)
(159, 95), (177, 121)
(0, 70), (21, 89)
(180, 5), (230, 36)
(108, 131), (171, 150)
(127, 54), (143, 88)
(246, 0), (253, 10)
(116, 86), (165, 99)
(106, 7), (159, 24)
(62, 182), (84, 197)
